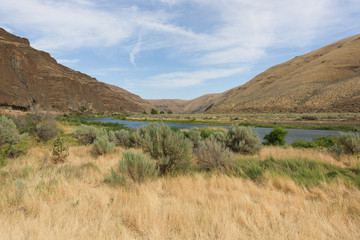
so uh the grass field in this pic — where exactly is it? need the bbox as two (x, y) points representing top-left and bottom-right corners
(1, 144), (360, 239)
(1, 110), (360, 239)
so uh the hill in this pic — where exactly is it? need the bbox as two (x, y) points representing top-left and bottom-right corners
(0, 28), (152, 113)
(152, 34), (360, 114)
(207, 34), (360, 113)
(147, 93), (220, 113)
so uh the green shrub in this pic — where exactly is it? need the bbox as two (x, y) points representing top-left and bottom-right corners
(134, 123), (193, 175)
(14, 106), (59, 141)
(187, 129), (204, 149)
(118, 151), (158, 183)
(150, 108), (158, 115)
(52, 137), (69, 164)
(292, 135), (337, 149)
(226, 125), (262, 155)
(291, 139), (317, 149)
(104, 168), (127, 186)
(263, 126), (288, 146)
(73, 125), (98, 145)
(92, 136), (115, 155)
(331, 132), (360, 155)
(313, 135), (337, 148)
(113, 130), (130, 147)
(0, 116), (20, 166)
(0, 115), (19, 147)
(195, 137), (234, 172)
(212, 131), (227, 145)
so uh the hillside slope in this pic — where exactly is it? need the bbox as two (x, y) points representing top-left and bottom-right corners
(0, 28), (152, 113)
(207, 34), (360, 113)
(148, 93), (221, 113)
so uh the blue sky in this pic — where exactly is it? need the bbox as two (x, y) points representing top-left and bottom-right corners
(1, 0), (360, 100)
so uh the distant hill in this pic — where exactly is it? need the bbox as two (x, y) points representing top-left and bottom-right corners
(0, 28), (152, 113)
(207, 34), (360, 113)
(148, 93), (221, 114)
(152, 34), (360, 113)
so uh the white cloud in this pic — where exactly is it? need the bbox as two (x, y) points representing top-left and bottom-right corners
(147, 67), (246, 88)
(1, 0), (359, 79)
(129, 36), (142, 66)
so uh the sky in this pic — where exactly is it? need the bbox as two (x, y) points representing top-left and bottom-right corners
(1, 0), (360, 100)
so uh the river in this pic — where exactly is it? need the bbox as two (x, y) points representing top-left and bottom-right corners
(89, 117), (340, 144)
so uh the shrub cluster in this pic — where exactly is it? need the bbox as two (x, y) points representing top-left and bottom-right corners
(263, 126), (288, 146)
(195, 136), (234, 172)
(0, 116), (31, 166)
(104, 151), (158, 185)
(14, 106), (59, 142)
(330, 132), (360, 155)
(92, 136), (115, 155)
(134, 123), (193, 175)
(226, 125), (262, 154)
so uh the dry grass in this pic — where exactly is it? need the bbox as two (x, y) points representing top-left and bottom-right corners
(0, 146), (360, 239)
(258, 146), (360, 168)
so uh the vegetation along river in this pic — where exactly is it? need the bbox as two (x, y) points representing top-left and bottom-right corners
(89, 117), (340, 144)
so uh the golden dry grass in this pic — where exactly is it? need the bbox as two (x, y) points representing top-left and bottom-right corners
(1, 146), (360, 239)
(258, 146), (360, 168)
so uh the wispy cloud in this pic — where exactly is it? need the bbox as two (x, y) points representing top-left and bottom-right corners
(146, 67), (246, 88)
(129, 36), (142, 66)
(1, 0), (359, 97)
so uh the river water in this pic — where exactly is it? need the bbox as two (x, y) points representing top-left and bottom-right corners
(89, 117), (340, 144)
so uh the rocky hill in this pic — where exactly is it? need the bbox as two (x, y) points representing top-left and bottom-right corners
(147, 93), (220, 114)
(0, 28), (152, 113)
(207, 34), (360, 113)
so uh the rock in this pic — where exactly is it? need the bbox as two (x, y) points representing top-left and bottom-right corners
(0, 28), (152, 113)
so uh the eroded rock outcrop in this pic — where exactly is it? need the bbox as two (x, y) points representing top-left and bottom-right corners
(0, 28), (152, 113)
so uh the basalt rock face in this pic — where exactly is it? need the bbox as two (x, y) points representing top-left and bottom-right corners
(0, 28), (152, 113)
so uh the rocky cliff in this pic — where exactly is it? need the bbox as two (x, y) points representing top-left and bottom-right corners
(0, 28), (152, 113)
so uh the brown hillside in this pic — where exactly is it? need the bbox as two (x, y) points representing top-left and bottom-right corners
(207, 34), (360, 113)
(148, 93), (220, 113)
(0, 28), (152, 113)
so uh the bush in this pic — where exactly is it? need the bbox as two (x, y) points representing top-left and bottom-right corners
(0, 116), (20, 165)
(113, 129), (130, 147)
(104, 168), (127, 186)
(118, 151), (158, 183)
(263, 126), (289, 146)
(150, 108), (158, 115)
(92, 136), (115, 155)
(331, 132), (360, 155)
(15, 105), (59, 141)
(291, 139), (317, 149)
(313, 135), (337, 148)
(73, 125), (98, 145)
(212, 131), (227, 145)
(0, 116), (19, 147)
(134, 123), (193, 175)
(187, 129), (204, 149)
(226, 125), (262, 155)
(292, 135), (337, 149)
(195, 137), (234, 172)
(52, 137), (69, 164)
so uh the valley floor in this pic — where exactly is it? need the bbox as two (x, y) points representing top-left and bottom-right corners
(1, 145), (360, 240)
(125, 112), (360, 131)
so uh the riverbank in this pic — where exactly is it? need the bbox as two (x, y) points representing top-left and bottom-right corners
(115, 112), (360, 131)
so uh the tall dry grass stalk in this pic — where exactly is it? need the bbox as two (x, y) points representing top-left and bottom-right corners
(0, 146), (359, 239)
